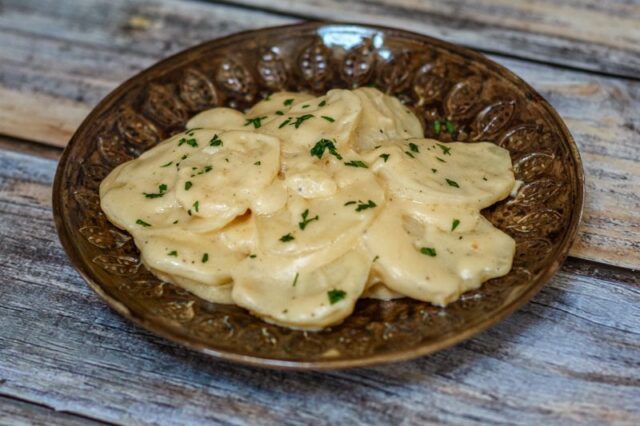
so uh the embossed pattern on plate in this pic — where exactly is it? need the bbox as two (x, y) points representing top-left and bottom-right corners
(52, 23), (584, 369)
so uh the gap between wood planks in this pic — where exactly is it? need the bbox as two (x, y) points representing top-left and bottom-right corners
(0, 135), (636, 281)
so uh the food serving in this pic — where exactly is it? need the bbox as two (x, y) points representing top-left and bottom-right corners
(100, 87), (517, 330)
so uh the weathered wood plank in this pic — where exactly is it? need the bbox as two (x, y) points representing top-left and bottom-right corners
(0, 395), (109, 426)
(0, 147), (638, 425)
(223, 0), (640, 78)
(0, 0), (639, 268)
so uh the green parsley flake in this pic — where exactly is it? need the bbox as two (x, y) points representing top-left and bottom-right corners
(321, 115), (335, 123)
(420, 247), (437, 257)
(405, 151), (415, 158)
(209, 134), (223, 146)
(193, 200), (200, 212)
(292, 272), (299, 287)
(432, 168), (438, 173)
(143, 184), (168, 199)
(179, 138), (198, 148)
(355, 200), (377, 212)
(409, 142), (420, 153)
(379, 153), (390, 162)
(436, 143), (451, 155)
(436, 156), (446, 163)
(291, 114), (314, 128)
(434, 120), (442, 135)
(275, 110), (284, 116)
(254, 161), (261, 166)
(373, 255), (379, 262)
(445, 119), (456, 134)
(202, 253), (209, 263)
(452, 219), (461, 231)
(160, 161), (173, 167)
(136, 219), (151, 227)
(344, 160), (368, 168)
(185, 181), (193, 191)
(168, 250), (178, 257)
(280, 233), (295, 242)
(310, 139), (342, 160)
(318, 100), (327, 107)
(302, 104), (310, 108)
(244, 116), (267, 129)
(446, 178), (460, 188)
(298, 209), (319, 230)
(278, 117), (292, 128)
(249, 254), (257, 258)
(283, 98), (294, 106)
(328, 289), (347, 304)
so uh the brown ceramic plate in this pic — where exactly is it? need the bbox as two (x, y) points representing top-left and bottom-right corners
(53, 22), (584, 370)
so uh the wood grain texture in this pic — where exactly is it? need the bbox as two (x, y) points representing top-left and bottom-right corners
(0, 0), (638, 267)
(0, 395), (108, 426)
(223, 0), (640, 78)
(0, 147), (639, 425)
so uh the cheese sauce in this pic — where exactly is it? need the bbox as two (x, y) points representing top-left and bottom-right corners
(100, 88), (516, 330)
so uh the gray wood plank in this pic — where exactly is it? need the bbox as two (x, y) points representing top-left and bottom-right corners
(0, 0), (638, 268)
(223, 0), (640, 78)
(0, 147), (638, 425)
(0, 395), (109, 426)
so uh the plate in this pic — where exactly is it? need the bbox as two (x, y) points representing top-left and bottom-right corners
(53, 22), (584, 369)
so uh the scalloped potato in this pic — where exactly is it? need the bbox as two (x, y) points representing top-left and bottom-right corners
(100, 87), (516, 330)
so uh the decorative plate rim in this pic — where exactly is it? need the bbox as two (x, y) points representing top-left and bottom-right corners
(52, 21), (585, 370)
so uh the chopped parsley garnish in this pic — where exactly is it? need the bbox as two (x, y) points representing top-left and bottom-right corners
(202, 253), (209, 263)
(292, 272), (299, 287)
(446, 178), (460, 188)
(373, 255), (379, 262)
(432, 168), (438, 173)
(249, 254), (257, 258)
(298, 209), (319, 230)
(344, 201), (357, 206)
(436, 156), (446, 163)
(420, 247), (437, 257)
(160, 161), (173, 167)
(409, 142), (420, 153)
(280, 233), (295, 242)
(254, 161), (261, 165)
(452, 219), (460, 231)
(310, 139), (342, 160)
(291, 114), (314, 128)
(434, 120), (442, 135)
(379, 153), (390, 162)
(436, 143), (451, 155)
(405, 151), (415, 158)
(321, 115), (335, 122)
(302, 104), (310, 108)
(355, 200), (377, 212)
(275, 110), (284, 116)
(244, 116), (267, 129)
(193, 200), (200, 212)
(344, 160), (368, 168)
(209, 134), (223, 146)
(328, 289), (346, 304)
(318, 100), (327, 107)
(136, 219), (151, 227)
(168, 250), (178, 257)
(283, 98), (294, 106)
(278, 118), (291, 128)
(445, 119), (456, 134)
(197, 165), (213, 175)
(172, 220), (179, 224)
(143, 184), (168, 199)
(184, 181), (193, 191)
(178, 137), (198, 148)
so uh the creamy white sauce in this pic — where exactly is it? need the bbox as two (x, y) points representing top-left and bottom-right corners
(100, 88), (516, 330)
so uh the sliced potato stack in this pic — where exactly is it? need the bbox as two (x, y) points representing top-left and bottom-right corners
(100, 88), (516, 330)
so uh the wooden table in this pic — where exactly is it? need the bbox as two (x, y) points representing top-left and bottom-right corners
(0, 0), (638, 424)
